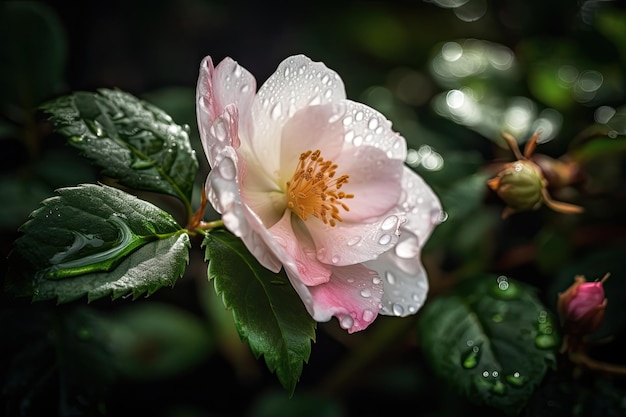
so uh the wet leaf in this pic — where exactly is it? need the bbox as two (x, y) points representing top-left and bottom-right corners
(40, 89), (199, 211)
(418, 274), (558, 415)
(203, 229), (316, 395)
(6, 183), (190, 302)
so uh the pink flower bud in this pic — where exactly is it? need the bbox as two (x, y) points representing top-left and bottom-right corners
(557, 274), (609, 336)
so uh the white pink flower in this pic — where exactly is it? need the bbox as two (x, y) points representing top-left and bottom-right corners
(196, 54), (442, 333)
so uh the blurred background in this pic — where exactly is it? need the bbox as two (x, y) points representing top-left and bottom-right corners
(1, 0), (626, 416)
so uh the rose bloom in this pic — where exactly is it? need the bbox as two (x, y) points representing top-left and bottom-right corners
(196, 54), (442, 333)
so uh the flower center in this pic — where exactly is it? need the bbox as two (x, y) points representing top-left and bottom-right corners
(286, 149), (354, 227)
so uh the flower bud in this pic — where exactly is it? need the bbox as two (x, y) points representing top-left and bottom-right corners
(487, 160), (546, 218)
(557, 274), (609, 336)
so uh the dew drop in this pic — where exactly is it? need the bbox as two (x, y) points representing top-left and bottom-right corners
(343, 116), (353, 126)
(270, 102), (283, 120)
(432, 209), (448, 224)
(360, 289), (371, 298)
(321, 74), (330, 84)
(461, 345), (481, 369)
(355, 110), (364, 121)
(381, 215), (398, 231)
(308, 95), (321, 105)
(535, 334), (558, 349)
(241, 84), (250, 93)
(211, 120), (228, 142)
(347, 236), (361, 246)
(340, 315), (354, 330)
(218, 157), (237, 180)
(385, 271), (396, 285)
(324, 89), (333, 99)
(362, 309), (375, 322)
(372, 276), (382, 285)
(368, 117), (379, 130)
(394, 236), (419, 258)
(331, 254), (340, 264)
(506, 372), (525, 387)
(391, 303), (404, 316)
(378, 234), (392, 245)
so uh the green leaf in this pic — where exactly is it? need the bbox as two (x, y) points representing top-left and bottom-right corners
(418, 274), (558, 416)
(40, 89), (199, 212)
(6, 183), (190, 303)
(203, 229), (316, 395)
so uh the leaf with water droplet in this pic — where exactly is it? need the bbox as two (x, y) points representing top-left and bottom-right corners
(40, 89), (199, 213)
(5, 183), (190, 302)
(203, 229), (315, 395)
(418, 274), (558, 416)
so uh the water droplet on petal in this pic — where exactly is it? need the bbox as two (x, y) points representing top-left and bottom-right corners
(392, 303), (404, 316)
(372, 276), (382, 285)
(270, 102), (283, 120)
(211, 119), (228, 142)
(362, 309), (375, 322)
(347, 236), (361, 246)
(218, 157), (237, 180)
(381, 215), (398, 231)
(360, 289), (371, 298)
(385, 271), (396, 285)
(241, 84), (250, 93)
(355, 110), (364, 121)
(331, 255), (340, 264)
(368, 117), (379, 130)
(394, 236), (420, 258)
(340, 315), (354, 330)
(308, 95), (321, 105)
(378, 234), (392, 245)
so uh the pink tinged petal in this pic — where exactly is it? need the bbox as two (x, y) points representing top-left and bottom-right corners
(306, 214), (405, 266)
(251, 55), (347, 172)
(268, 212), (332, 286)
(365, 230), (429, 317)
(196, 56), (255, 165)
(279, 104), (346, 176)
(206, 146), (282, 273)
(201, 104), (240, 168)
(334, 145), (404, 220)
(396, 166), (444, 245)
(340, 100), (407, 161)
(303, 145), (405, 266)
(307, 264), (383, 333)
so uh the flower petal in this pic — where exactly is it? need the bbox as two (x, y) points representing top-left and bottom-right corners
(268, 211), (332, 286)
(340, 100), (407, 161)
(197, 56), (256, 166)
(250, 55), (347, 173)
(364, 167), (443, 317)
(365, 229), (429, 317)
(306, 213), (404, 266)
(206, 144), (282, 274)
(335, 145), (404, 220)
(279, 103), (346, 177)
(395, 166), (444, 245)
(306, 264), (383, 333)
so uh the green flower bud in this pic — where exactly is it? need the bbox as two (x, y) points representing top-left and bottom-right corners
(488, 160), (546, 217)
